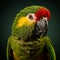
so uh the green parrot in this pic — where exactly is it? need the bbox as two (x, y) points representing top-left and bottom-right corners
(6, 6), (56, 60)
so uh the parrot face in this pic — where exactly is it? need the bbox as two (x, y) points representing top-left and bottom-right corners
(13, 9), (50, 41)
(26, 13), (48, 38)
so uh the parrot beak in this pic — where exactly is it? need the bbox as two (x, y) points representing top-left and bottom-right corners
(35, 17), (48, 37)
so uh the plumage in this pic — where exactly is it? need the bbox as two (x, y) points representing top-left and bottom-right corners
(7, 6), (56, 60)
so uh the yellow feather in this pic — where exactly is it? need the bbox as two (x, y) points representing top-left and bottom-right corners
(16, 17), (36, 28)
(13, 51), (20, 60)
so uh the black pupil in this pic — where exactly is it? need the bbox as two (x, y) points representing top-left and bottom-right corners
(28, 14), (33, 20)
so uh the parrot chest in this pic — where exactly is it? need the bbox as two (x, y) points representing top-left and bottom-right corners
(10, 36), (46, 60)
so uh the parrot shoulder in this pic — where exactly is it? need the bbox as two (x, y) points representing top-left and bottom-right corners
(43, 36), (54, 46)
(7, 36), (14, 60)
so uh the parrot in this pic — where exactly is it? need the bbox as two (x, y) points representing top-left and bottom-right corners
(6, 6), (56, 60)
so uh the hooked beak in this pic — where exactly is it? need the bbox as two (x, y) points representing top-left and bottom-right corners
(35, 17), (48, 37)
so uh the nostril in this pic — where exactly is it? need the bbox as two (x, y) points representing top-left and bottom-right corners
(45, 20), (46, 22)
(40, 17), (43, 20)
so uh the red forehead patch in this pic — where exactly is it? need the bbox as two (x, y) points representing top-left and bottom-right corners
(35, 8), (51, 21)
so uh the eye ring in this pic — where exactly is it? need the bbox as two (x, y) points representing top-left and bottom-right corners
(27, 13), (36, 21)
(28, 14), (33, 20)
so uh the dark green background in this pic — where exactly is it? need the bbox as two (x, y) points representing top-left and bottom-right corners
(0, 0), (60, 60)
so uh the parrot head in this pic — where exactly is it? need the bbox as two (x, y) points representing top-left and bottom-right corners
(12, 6), (50, 41)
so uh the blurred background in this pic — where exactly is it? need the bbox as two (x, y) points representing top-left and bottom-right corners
(0, 0), (60, 60)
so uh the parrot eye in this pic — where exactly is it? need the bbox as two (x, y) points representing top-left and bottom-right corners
(27, 13), (36, 21)
(28, 14), (33, 20)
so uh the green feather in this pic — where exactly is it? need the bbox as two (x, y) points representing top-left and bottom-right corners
(8, 36), (45, 60)
(44, 36), (56, 60)
(7, 5), (56, 60)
